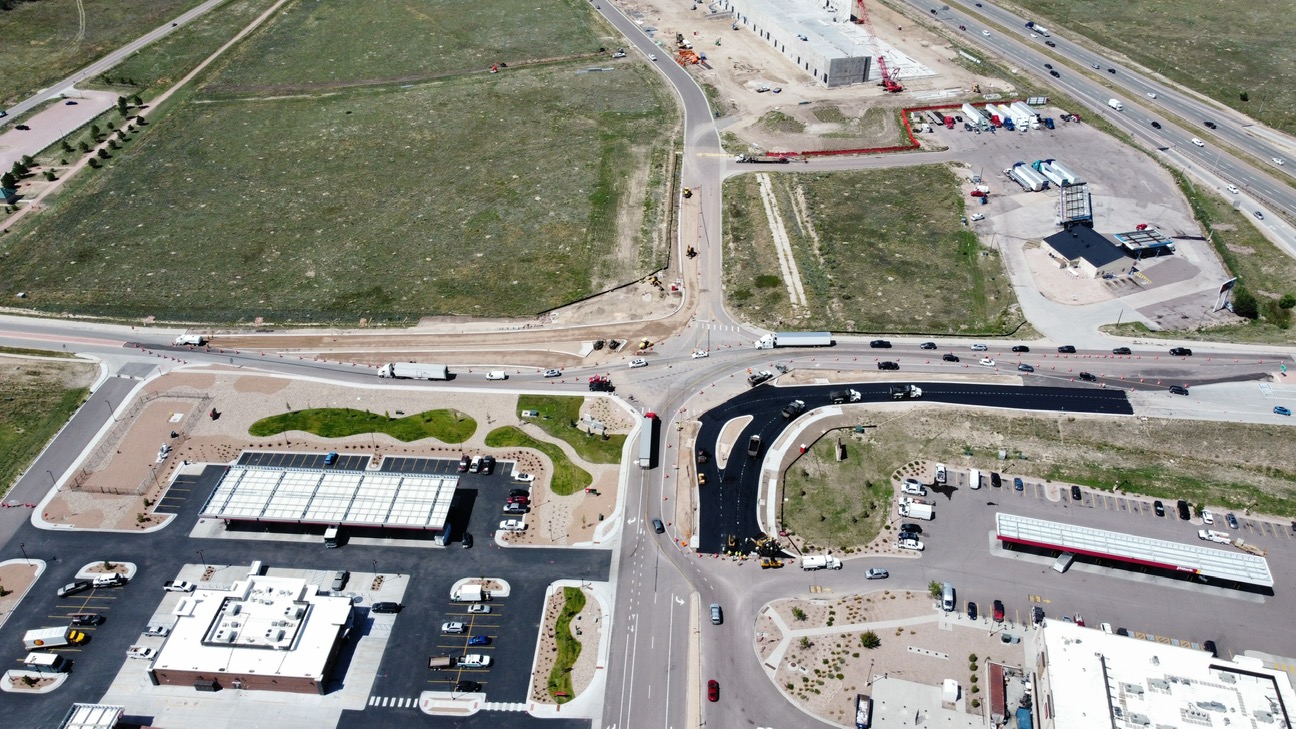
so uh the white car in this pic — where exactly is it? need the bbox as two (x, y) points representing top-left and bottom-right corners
(144, 625), (170, 637)
(649, 54), (657, 61)
(980, 357), (996, 367)
(459, 654), (492, 668)
(1147, 92), (1157, 99)
(442, 622), (466, 634)
(163, 580), (195, 593)
(499, 519), (526, 531)
(1226, 184), (1239, 194)
(1201, 510), (1214, 525)
(468, 604), (492, 614)
(629, 358), (648, 368)
(542, 369), (562, 378)
(512, 472), (536, 483)
(982, 30), (990, 36)
(969, 213), (985, 221)
(691, 350), (709, 359)
(126, 646), (156, 660)
(898, 538), (925, 552)
(1275, 157), (1286, 166)
(1192, 138), (1205, 147)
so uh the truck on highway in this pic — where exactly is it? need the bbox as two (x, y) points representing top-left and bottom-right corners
(754, 332), (834, 349)
(898, 500), (934, 520)
(830, 389), (862, 404)
(1107, 98), (1123, 111)
(802, 555), (843, 571)
(781, 400), (806, 419)
(173, 334), (207, 346)
(377, 363), (450, 380)
(1025, 21), (1050, 36)
(889, 384), (922, 400)
(451, 584), (489, 602)
(23, 627), (87, 650)
(1198, 530), (1231, 544)
(735, 154), (791, 164)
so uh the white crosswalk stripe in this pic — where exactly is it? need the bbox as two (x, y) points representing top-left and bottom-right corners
(483, 701), (528, 712)
(367, 695), (418, 708)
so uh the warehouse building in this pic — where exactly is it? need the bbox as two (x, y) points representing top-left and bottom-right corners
(147, 573), (354, 694)
(718, 0), (879, 86)
(1042, 227), (1134, 279)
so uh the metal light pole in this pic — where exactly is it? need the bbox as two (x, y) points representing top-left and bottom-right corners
(372, 559), (378, 576)
(104, 399), (118, 422)
(20, 543), (30, 565)
(196, 549), (205, 566)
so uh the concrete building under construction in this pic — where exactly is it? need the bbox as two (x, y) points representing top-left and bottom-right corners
(718, 0), (880, 86)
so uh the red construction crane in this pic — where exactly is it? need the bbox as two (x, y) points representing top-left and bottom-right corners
(851, 0), (903, 92)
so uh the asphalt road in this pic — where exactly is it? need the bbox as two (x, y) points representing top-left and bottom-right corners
(695, 381), (1134, 553)
(908, 0), (1296, 221)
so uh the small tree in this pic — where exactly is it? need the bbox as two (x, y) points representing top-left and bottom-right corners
(61, 140), (74, 153)
(78, 141), (91, 153)
(96, 149), (109, 159)
(116, 95), (129, 116)
(88, 158), (100, 168)
(1280, 294), (1296, 310)
(130, 94), (142, 105)
(792, 606), (807, 621)
(106, 120), (115, 130)
(11, 161), (29, 176)
(21, 154), (33, 166)
(1232, 286), (1259, 319)
(1, 172), (16, 189)
(799, 636), (812, 650)
(861, 631), (882, 649)
(90, 124), (101, 138)
(44, 170), (56, 181)
(135, 115), (147, 125)
(1240, 91), (1249, 102)
(928, 580), (943, 598)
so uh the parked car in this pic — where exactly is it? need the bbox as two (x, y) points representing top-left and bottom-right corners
(865, 568), (889, 580)
(455, 680), (482, 693)
(459, 654), (492, 668)
(1070, 485), (1082, 501)
(499, 519), (526, 531)
(371, 601), (403, 614)
(899, 523), (922, 535)
(503, 503), (530, 514)
(967, 601), (978, 620)
(512, 472), (536, 483)
(1032, 606), (1045, 625)
(162, 580), (195, 593)
(1226, 513), (1239, 529)
(990, 472), (1002, 488)
(442, 622), (466, 634)
(507, 494), (530, 505)
(993, 600), (1005, 622)
(943, 353), (960, 362)
(708, 679), (719, 702)
(468, 635), (490, 646)
(1177, 499), (1191, 520)
(1201, 509), (1214, 525)
(509, 488), (531, 498)
(14, 124), (30, 130)
(468, 604), (491, 614)
(1154, 500), (1165, 517)
(458, 455), (471, 472)
(331, 570), (349, 590)
(1112, 347), (1132, 355)
(1203, 640), (1218, 657)
(144, 625), (169, 637)
(461, 532), (473, 549)
(897, 538), (925, 551)
(1014, 477), (1023, 491)
(70, 613), (104, 626)
(469, 456), (482, 473)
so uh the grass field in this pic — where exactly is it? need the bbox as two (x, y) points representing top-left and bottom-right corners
(780, 409), (1296, 549)
(723, 165), (1024, 334)
(0, 0), (206, 107)
(548, 586), (586, 703)
(516, 396), (625, 464)
(0, 357), (95, 498)
(484, 426), (592, 495)
(1008, 0), (1295, 135)
(0, 346), (76, 358)
(204, 0), (606, 94)
(247, 407), (476, 443)
(3, 61), (674, 321)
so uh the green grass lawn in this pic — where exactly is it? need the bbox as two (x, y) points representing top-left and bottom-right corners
(723, 165), (1023, 334)
(0, 358), (94, 498)
(247, 408), (476, 443)
(1006, 0), (1295, 135)
(204, 0), (605, 94)
(484, 426), (591, 495)
(0, 345), (77, 358)
(516, 395), (625, 464)
(0, 0), (206, 107)
(3, 61), (674, 322)
(547, 586), (587, 703)
(782, 438), (899, 552)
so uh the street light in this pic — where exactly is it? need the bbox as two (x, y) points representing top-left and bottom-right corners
(104, 399), (118, 422)
(196, 549), (205, 566)
(47, 469), (55, 486)
(372, 559), (378, 576)
(20, 543), (30, 565)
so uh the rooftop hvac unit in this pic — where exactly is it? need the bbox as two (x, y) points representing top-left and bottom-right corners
(226, 632), (237, 643)
(295, 608), (305, 619)
(231, 604), (242, 615)
(276, 630), (286, 642)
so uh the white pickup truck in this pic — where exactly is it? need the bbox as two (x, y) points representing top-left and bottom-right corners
(1197, 530), (1231, 544)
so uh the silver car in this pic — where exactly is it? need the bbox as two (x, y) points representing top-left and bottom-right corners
(865, 568), (889, 580)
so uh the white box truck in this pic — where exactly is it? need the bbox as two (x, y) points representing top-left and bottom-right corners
(451, 584), (488, 602)
(1107, 98), (1123, 111)
(898, 501), (934, 520)
(801, 555), (843, 571)
(377, 363), (450, 380)
(23, 653), (71, 673)
(173, 334), (207, 346)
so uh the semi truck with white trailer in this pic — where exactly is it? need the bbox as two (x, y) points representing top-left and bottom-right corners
(1025, 21), (1050, 36)
(1046, 159), (1082, 184)
(377, 363), (450, 380)
(1009, 163), (1048, 192)
(801, 555), (843, 571)
(1033, 161), (1070, 187)
(638, 412), (659, 469)
(755, 332), (833, 349)
(961, 103), (985, 126)
(23, 627), (87, 650)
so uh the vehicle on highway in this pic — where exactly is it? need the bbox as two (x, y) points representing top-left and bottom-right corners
(455, 680), (481, 693)
(14, 124), (30, 130)
(1169, 347), (1193, 356)
(1050, 70), (1060, 77)
(865, 568), (889, 580)
(982, 30), (989, 36)
(747, 434), (761, 457)
(468, 604), (491, 614)
(1275, 406), (1292, 416)
(708, 679), (719, 702)
(1226, 513), (1239, 529)
(628, 358), (648, 368)
(1112, 347), (1131, 355)
(747, 370), (774, 387)
(58, 580), (92, 597)
(1078, 371), (1097, 382)
(144, 625), (169, 637)
(1254, 211), (1264, 220)
(1057, 345), (1076, 353)
(1204, 121), (1217, 129)
(1151, 121), (1161, 129)
(65, 100), (78, 105)
(1045, 40), (1056, 47)
(869, 339), (892, 348)
(512, 472), (535, 483)
(877, 361), (899, 370)
(1201, 509), (1214, 525)
(1070, 485), (1082, 501)
(1091, 62), (1100, 70)
(920, 341), (937, 349)
(710, 603), (723, 625)
(459, 654), (492, 668)
(1275, 157), (1286, 166)
(1014, 477), (1023, 491)
(1225, 184), (1239, 194)
(652, 518), (665, 534)
(1108, 68), (1115, 73)
(543, 369), (562, 377)
(959, 25), (966, 30)
(70, 613), (104, 626)
(499, 519), (526, 531)
(691, 350), (709, 359)
(1043, 64), (1052, 70)
(648, 54), (657, 61)
(1018, 363), (1035, 372)
(993, 600), (1005, 622)
(1192, 138), (1205, 147)
(967, 602), (978, 620)
(1011, 345), (1030, 352)
(1177, 499), (1191, 520)
(1154, 500), (1165, 517)
(372, 601), (403, 614)
(943, 353), (960, 362)
(970, 343), (988, 351)
(442, 622), (466, 634)
(979, 357), (996, 367)
(1147, 92), (1156, 98)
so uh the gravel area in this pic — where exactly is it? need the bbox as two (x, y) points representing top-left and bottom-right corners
(529, 586), (602, 704)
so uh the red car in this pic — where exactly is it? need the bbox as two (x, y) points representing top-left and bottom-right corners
(993, 600), (1005, 623)
(707, 679), (719, 702)
(1074, 613), (1085, 627)
(507, 494), (530, 505)
(457, 455), (470, 473)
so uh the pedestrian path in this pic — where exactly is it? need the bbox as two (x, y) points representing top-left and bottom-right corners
(368, 695), (418, 708)
(482, 701), (528, 712)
